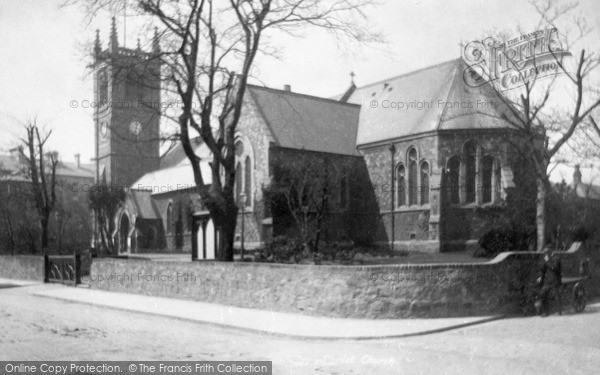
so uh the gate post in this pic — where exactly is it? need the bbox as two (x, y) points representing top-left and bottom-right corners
(191, 218), (198, 261)
(43, 253), (49, 283)
(75, 253), (81, 285)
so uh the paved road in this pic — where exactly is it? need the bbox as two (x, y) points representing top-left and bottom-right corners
(1, 284), (599, 374)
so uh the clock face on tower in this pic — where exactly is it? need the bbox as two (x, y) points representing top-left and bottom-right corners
(130, 120), (142, 136)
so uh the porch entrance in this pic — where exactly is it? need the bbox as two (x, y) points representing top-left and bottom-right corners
(192, 211), (218, 260)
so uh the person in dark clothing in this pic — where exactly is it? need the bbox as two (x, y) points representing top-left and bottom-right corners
(537, 249), (562, 316)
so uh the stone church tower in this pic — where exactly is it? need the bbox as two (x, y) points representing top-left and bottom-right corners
(93, 18), (161, 187)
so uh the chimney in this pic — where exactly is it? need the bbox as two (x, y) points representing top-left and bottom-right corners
(74, 154), (81, 168)
(283, 84), (291, 92)
(10, 146), (26, 164)
(46, 151), (59, 162)
(572, 164), (582, 189)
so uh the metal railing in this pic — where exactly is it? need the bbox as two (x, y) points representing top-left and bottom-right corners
(44, 254), (81, 286)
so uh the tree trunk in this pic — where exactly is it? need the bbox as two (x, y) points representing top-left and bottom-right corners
(536, 180), (546, 252)
(211, 203), (237, 262)
(41, 216), (49, 252)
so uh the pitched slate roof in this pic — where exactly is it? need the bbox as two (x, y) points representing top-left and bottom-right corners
(0, 155), (94, 181)
(246, 85), (361, 156)
(131, 160), (212, 196)
(134, 138), (212, 195)
(130, 189), (163, 219)
(344, 59), (520, 146)
(55, 161), (95, 179)
(574, 183), (600, 200)
(0, 155), (28, 182)
(160, 137), (208, 169)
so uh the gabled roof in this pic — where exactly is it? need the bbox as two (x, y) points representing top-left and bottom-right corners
(132, 159), (212, 196)
(246, 85), (361, 156)
(160, 137), (208, 169)
(0, 155), (21, 172)
(345, 59), (520, 146)
(134, 138), (212, 195)
(130, 190), (163, 219)
(0, 155), (28, 182)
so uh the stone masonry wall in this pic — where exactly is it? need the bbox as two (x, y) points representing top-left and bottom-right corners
(268, 147), (375, 245)
(0, 256), (45, 281)
(88, 248), (600, 319)
(360, 135), (439, 249)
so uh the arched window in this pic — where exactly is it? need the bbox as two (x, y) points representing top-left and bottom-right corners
(244, 156), (251, 206)
(482, 155), (494, 203)
(396, 164), (406, 207)
(408, 148), (418, 205)
(166, 203), (173, 234)
(464, 140), (477, 204)
(447, 156), (460, 204)
(235, 140), (244, 157)
(420, 161), (430, 205)
(235, 162), (242, 203)
(234, 138), (253, 208)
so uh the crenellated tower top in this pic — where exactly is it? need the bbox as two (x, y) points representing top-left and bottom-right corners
(93, 17), (161, 64)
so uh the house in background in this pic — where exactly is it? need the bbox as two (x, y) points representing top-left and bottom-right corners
(0, 149), (94, 253)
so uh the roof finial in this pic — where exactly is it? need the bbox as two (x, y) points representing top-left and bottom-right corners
(152, 27), (160, 54)
(109, 16), (119, 52)
(94, 29), (102, 59)
(136, 38), (141, 51)
(350, 71), (356, 85)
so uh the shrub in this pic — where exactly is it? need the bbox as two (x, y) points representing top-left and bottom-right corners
(570, 225), (589, 242)
(476, 227), (533, 258)
(255, 236), (306, 263)
(320, 243), (358, 264)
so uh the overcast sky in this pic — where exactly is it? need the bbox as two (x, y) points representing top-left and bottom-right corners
(0, 0), (599, 182)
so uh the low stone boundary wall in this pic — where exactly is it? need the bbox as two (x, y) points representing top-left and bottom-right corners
(0, 255), (45, 282)
(88, 249), (586, 319)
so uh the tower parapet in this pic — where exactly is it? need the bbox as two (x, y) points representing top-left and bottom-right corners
(93, 17), (162, 64)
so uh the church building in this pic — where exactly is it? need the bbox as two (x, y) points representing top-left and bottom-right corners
(92, 22), (532, 256)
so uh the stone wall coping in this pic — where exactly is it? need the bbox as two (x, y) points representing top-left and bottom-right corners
(93, 249), (554, 271)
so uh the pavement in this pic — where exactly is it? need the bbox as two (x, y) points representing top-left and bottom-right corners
(0, 277), (502, 340)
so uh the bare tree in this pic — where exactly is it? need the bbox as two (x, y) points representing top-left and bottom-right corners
(462, 0), (600, 250)
(0, 163), (16, 254)
(72, 0), (377, 261)
(268, 160), (337, 253)
(19, 122), (59, 253)
(88, 182), (126, 255)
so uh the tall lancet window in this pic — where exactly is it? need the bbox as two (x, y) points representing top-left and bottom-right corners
(396, 164), (406, 207)
(408, 148), (418, 205)
(447, 156), (460, 204)
(482, 155), (494, 204)
(464, 140), (477, 204)
(244, 156), (251, 206)
(420, 161), (430, 205)
(235, 162), (242, 203)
